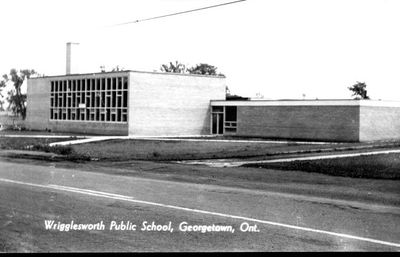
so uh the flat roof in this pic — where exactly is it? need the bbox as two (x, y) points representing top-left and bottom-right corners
(29, 70), (226, 80)
(211, 99), (400, 107)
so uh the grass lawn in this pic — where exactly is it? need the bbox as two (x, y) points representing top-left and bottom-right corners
(244, 153), (400, 180)
(71, 139), (347, 161)
(0, 130), (86, 136)
(0, 137), (72, 150)
(71, 138), (400, 162)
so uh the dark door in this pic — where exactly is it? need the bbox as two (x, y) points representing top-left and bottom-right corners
(212, 113), (224, 135)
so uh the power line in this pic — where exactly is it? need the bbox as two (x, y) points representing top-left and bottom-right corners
(112, 0), (247, 26)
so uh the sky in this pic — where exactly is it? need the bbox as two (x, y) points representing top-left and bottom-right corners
(1, 0), (400, 100)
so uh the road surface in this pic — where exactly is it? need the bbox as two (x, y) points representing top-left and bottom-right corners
(0, 158), (399, 252)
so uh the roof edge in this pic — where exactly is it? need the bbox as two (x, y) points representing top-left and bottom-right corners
(211, 99), (400, 107)
(28, 70), (226, 80)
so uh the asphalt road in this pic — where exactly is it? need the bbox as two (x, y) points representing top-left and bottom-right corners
(0, 159), (399, 252)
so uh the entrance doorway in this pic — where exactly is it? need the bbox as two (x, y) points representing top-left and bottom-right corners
(211, 106), (224, 135)
(212, 113), (224, 134)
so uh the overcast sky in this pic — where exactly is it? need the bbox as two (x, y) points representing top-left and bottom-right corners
(1, 0), (400, 100)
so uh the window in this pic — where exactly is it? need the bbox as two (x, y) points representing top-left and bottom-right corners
(50, 76), (128, 123)
(212, 106), (224, 112)
(224, 106), (237, 133)
(225, 106), (237, 121)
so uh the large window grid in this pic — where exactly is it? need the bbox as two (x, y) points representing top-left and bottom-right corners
(50, 76), (128, 123)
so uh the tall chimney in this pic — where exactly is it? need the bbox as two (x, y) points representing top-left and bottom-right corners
(66, 42), (79, 75)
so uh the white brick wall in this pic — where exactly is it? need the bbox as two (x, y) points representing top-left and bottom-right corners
(129, 72), (226, 136)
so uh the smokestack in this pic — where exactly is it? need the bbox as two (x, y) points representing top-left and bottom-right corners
(66, 42), (79, 75)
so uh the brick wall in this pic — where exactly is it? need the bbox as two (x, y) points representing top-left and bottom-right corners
(49, 121), (127, 135)
(129, 72), (226, 136)
(360, 106), (400, 141)
(25, 78), (51, 131)
(236, 105), (360, 142)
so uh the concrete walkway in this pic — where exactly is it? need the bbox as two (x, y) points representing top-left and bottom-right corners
(49, 137), (113, 146)
(178, 149), (400, 167)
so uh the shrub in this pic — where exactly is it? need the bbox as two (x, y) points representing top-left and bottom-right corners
(31, 144), (73, 155)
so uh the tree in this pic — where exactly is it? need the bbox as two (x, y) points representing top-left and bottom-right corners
(160, 61), (186, 73)
(1, 69), (37, 119)
(100, 65), (125, 72)
(111, 65), (125, 72)
(160, 61), (225, 77)
(0, 76), (6, 111)
(187, 63), (224, 77)
(348, 81), (370, 99)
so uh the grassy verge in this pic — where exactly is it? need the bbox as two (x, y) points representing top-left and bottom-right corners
(0, 137), (68, 150)
(71, 139), (348, 161)
(71, 138), (400, 161)
(0, 137), (90, 162)
(244, 153), (400, 180)
(0, 130), (89, 136)
(11, 157), (397, 206)
(4, 137), (400, 180)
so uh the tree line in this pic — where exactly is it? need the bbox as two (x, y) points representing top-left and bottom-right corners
(160, 61), (225, 77)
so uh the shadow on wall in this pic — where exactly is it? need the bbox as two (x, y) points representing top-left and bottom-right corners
(201, 106), (212, 135)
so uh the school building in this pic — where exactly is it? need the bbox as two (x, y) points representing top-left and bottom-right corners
(25, 70), (400, 142)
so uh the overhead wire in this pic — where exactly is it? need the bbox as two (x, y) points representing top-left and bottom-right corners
(111, 0), (247, 26)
